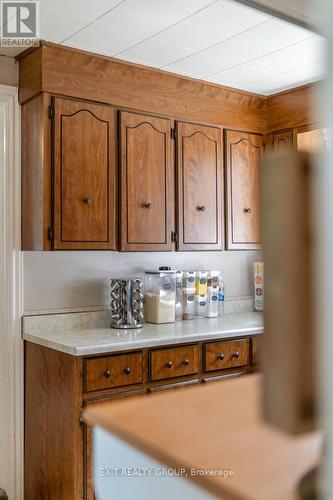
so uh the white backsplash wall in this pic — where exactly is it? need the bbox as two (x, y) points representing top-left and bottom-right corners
(23, 250), (262, 312)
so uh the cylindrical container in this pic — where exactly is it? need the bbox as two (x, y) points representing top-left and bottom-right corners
(195, 271), (208, 296)
(206, 286), (219, 318)
(175, 271), (183, 321)
(110, 279), (144, 329)
(218, 279), (225, 316)
(207, 271), (220, 288)
(144, 267), (176, 324)
(254, 262), (264, 311)
(182, 271), (196, 289)
(182, 289), (195, 320)
(195, 294), (207, 318)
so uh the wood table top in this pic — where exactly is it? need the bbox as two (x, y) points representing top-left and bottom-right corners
(84, 374), (321, 500)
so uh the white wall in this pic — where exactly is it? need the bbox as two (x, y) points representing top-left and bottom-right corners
(23, 250), (261, 311)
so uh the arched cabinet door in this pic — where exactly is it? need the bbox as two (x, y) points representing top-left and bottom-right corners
(225, 129), (264, 250)
(53, 97), (117, 249)
(119, 111), (173, 251)
(272, 129), (294, 152)
(176, 122), (223, 251)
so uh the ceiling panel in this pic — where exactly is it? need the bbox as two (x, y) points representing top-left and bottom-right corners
(41, 0), (125, 22)
(118, 39), (192, 68)
(157, 0), (270, 51)
(40, 6), (92, 43)
(164, 53), (234, 78)
(207, 63), (271, 86)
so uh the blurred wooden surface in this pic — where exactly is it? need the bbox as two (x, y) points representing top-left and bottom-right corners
(85, 374), (321, 500)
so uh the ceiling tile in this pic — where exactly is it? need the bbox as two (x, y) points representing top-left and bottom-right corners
(40, 0), (125, 22)
(164, 53), (234, 78)
(204, 17), (312, 64)
(40, 6), (92, 43)
(118, 38), (192, 68)
(100, 0), (215, 40)
(158, 0), (270, 51)
(207, 63), (271, 87)
(64, 20), (145, 55)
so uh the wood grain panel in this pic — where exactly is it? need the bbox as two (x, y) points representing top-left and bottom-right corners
(119, 111), (173, 251)
(225, 129), (264, 250)
(85, 352), (143, 392)
(205, 339), (248, 372)
(267, 83), (318, 133)
(177, 122), (223, 251)
(25, 342), (83, 500)
(150, 345), (199, 381)
(18, 45), (42, 103)
(272, 129), (294, 152)
(19, 42), (267, 132)
(21, 93), (52, 250)
(53, 97), (117, 250)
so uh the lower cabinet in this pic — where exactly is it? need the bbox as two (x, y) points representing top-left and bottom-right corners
(25, 334), (261, 500)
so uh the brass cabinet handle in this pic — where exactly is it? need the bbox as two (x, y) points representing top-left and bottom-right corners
(145, 202), (152, 209)
(165, 361), (173, 368)
(103, 370), (111, 378)
(182, 358), (189, 366)
(232, 352), (240, 359)
(197, 206), (206, 212)
(243, 208), (252, 214)
(123, 367), (131, 375)
(84, 197), (92, 205)
(217, 353), (225, 361)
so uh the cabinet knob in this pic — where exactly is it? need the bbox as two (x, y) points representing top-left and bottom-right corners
(197, 206), (206, 212)
(145, 202), (152, 209)
(232, 352), (240, 359)
(123, 367), (131, 375)
(217, 353), (225, 361)
(243, 208), (251, 214)
(84, 197), (92, 205)
(165, 361), (173, 368)
(182, 358), (189, 366)
(103, 370), (111, 378)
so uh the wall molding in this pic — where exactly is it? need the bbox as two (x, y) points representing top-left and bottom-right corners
(0, 84), (23, 499)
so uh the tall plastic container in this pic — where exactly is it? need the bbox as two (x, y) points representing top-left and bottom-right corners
(144, 267), (176, 324)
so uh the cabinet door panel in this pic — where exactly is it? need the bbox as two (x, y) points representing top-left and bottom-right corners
(177, 122), (223, 251)
(225, 129), (264, 250)
(120, 111), (172, 251)
(272, 129), (293, 152)
(53, 97), (116, 249)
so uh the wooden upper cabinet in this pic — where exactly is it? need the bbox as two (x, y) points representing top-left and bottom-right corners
(272, 129), (293, 152)
(53, 97), (117, 249)
(225, 129), (264, 250)
(176, 122), (223, 251)
(119, 111), (173, 251)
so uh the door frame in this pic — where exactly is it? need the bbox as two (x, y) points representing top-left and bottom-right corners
(0, 84), (23, 499)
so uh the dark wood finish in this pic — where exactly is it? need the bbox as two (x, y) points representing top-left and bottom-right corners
(251, 335), (262, 367)
(21, 93), (52, 250)
(272, 129), (294, 152)
(225, 129), (264, 250)
(84, 390), (144, 500)
(53, 97), (117, 250)
(204, 339), (248, 372)
(119, 111), (173, 251)
(85, 352), (143, 392)
(267, 83), (317, 133)
(19, 42), (267, 132)
(18, 45), (42, 103)
(150, 345), (199, 381)
(202, 371), (247, 383)
(148, 379), (200, 393)
(25, 342), (83, 500)
(176, 121), (223, 251)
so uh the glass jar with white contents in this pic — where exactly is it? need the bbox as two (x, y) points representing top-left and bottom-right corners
(144, 267), (176, 324)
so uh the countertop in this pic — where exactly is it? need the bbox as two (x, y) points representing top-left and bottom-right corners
(84, 375), (322, 500)
(22, 310), (263, 356)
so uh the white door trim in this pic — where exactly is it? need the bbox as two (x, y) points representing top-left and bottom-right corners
(0, 84), (23, 500)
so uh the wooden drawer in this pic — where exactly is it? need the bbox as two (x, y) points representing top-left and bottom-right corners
(84, 352), (143, 392)
(252, 335), (262, 366)
(150, 345), (199, 382)
(204, 339), (248, 372)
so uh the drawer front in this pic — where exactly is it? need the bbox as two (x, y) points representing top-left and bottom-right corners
(85, 352), (143, 392)
(150, 345), (199, 381)
(204, 339), (248, 372)
(252, 336), (262, 366)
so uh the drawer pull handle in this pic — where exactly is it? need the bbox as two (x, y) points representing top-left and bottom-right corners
(103, 370), (111, 378)
(182, 358), (189, 366)
(243, 207), (252, 214)
(145, 202), (152, 209)
(197, 205), (206, 212)
(217, 353), (225, 361)
(83, 197), (92, 205)
(165, 361), (173, 368)
(123, 367), (131, 375)
(232, 352), (240, 359)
